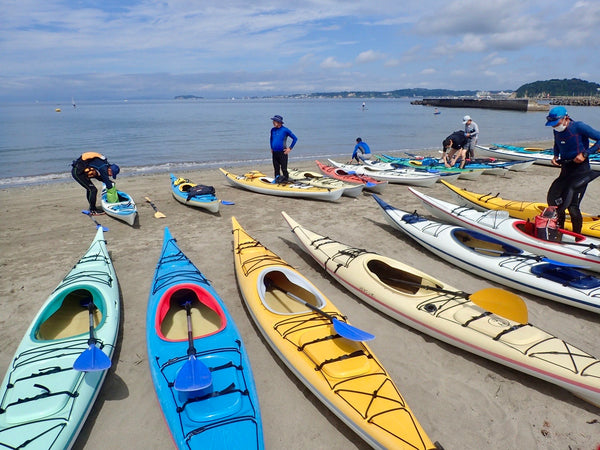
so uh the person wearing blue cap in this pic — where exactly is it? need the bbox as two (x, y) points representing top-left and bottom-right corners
(545, 106), (600, 233)
(71, 152), (120, 214)
(269, 115), (297, 183)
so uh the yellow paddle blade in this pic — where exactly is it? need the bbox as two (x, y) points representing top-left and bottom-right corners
(469, 287), (528, 324)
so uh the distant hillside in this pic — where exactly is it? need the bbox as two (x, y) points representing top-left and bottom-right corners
(174, 95), (204, 100)
(290, 88), (478, 99)
(515, 78), (600, 98)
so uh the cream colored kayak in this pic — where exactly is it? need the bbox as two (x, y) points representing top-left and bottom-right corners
(281, 211), (600, 408)
(327, 159), (440, 186)
(287, 169), (364, 197)
(220, 168), (344, 202)
(231, 217), (438, 450)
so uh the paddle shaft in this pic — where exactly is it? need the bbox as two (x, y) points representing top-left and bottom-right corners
(184, 302), (196, 356)
(145, 197), (166, 218)
(86, 300), (98, 345)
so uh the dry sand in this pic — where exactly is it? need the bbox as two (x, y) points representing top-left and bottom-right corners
(1, 147), (599, 449)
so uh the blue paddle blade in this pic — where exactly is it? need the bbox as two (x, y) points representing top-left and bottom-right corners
(365, 182), (376, 187)
(73, 344), (112, 372)
(221, 200), (235, 205)
(540, 257), (586, 268)
(174, 355), (212, 391)
(332, 318), (375, 341)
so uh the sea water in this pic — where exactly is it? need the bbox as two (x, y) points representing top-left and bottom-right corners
(1, 98), (598, 187)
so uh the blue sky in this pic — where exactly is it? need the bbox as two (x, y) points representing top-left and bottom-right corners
(1, 0), (599, 101)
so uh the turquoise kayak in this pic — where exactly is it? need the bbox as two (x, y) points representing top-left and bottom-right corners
(0, 227), (120, 449)
(146, 227), (263, 449)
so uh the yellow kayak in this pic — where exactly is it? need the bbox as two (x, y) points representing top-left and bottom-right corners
(441, 180), (600, 238)
(231, 217), (438, 450)
(220, 168), (344, 202)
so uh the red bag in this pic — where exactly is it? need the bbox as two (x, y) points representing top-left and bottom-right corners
(535, 206), (559, 241)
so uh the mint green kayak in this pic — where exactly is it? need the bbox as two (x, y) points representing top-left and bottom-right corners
(0, 227), (120, 449)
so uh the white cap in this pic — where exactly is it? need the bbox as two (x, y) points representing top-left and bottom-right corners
(463, 115), (471, 123)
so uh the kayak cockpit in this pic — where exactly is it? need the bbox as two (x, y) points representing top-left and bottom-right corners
(35, 288), (103, 341)
(258, 269), (325, 314)
(157, 284), (226, 341)
(366, 259), (425, 295)
(452, 228), (523, 257)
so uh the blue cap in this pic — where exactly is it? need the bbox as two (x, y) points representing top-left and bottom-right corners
(545, 106), (567, 127)
(270, 115), (284, 124)
(110, 164), (120, 178)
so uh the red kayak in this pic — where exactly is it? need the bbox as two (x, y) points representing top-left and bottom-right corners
(315, 160), (387, 193)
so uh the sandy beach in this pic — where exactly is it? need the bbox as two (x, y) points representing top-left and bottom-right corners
(1, 146), (599, 449)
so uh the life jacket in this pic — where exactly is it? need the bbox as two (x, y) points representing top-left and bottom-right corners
(73, 152), (106, 178)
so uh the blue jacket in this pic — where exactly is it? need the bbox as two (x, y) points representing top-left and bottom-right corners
(352, 142), (371, 159)
(553, 121), (600, 160)
(270, 126), (297, 152)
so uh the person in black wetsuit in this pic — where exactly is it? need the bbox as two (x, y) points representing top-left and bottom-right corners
(545, 106), (600, 234)
(71, 152), (120, 215)
(442, 130), (468, 168)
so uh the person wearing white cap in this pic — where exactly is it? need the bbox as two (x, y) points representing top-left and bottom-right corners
(462, 115), (479, 159)
(545, 106), (600, 234)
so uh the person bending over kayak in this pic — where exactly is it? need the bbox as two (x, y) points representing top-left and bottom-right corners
(269, 114), (297, 183)
(545, 106), (600, 234)
(442, 130), (468, 168)
(351, 137), (371, 164)
(71, 152), (120, 215)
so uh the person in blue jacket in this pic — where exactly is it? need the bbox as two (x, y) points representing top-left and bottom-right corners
(351, 137), (371, 163)
(71, 152), (120, 215)
(269, 115), (297, 183)
(545, 106), (600, 233)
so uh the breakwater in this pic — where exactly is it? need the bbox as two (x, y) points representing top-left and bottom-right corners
(410, 98), (548, 111)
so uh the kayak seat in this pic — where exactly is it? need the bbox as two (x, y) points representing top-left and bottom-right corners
(530, 264), (600, 289)
(157, 284), (225, 341)
(367, 259), (422, 295)
(37, 289), (101, 340)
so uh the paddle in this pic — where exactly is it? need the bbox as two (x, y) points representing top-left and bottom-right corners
(221, 200), (235, 205)
(379, 276), (528, 324)
(266, 280), (374, 341)
(173, 300), (212, 391)
(471, 247), (586, 268)
(145, 197), (166, 218)
(81, 210), (109, 231)
(73, 297), (112, 371)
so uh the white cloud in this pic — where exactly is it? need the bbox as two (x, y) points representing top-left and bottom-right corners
(320, 57), (352, 69)
(355, 50), (386, 64)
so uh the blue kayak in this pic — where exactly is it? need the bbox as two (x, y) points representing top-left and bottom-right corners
(146, 227), (263, 449)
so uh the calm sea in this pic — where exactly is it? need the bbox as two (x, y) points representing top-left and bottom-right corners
(1, 98), (599, 187)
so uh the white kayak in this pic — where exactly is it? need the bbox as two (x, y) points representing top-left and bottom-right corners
(101, 185), (138, 226)
(477, 145), (600, 171)
(327, 159), (440, 187)
(287, 169), (364, 197)
(408, 187), (600, 272)
(371, 194), (600, 313)
(281, 211), (600, 408)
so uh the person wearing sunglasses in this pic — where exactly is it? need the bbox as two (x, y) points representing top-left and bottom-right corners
(545, 106), (600, 234)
